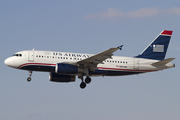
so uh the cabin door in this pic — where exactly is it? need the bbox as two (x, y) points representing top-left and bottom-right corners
(133, 59), (139, 69)
(28, 50), (34, 62)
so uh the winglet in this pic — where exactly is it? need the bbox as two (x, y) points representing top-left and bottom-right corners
(117, 45), (123, 50)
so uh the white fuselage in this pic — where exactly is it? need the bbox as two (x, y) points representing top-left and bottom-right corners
(4, 50), (175, 76)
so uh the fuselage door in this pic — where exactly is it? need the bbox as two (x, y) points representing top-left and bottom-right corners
(28, 50), (34, 62)
(133, 59), (139, 69)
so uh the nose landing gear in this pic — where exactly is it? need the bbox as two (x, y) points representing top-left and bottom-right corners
(27, 71), (32, 82)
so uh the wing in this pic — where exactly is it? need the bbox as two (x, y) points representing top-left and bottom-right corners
(77, 46), (123, 71)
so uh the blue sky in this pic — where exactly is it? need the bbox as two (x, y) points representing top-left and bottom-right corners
(1, 0), (180, 120)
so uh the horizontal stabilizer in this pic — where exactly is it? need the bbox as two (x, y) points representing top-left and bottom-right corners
(151, 58), (175, 66)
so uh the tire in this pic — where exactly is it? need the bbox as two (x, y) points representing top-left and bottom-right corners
(85, 77), (91, 84)
(80, 82), (86, 89)
(27, 77), (31, 82)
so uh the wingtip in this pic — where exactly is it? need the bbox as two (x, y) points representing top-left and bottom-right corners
(117, 45), (123, 50)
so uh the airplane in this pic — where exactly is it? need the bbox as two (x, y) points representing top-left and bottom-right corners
(4, 30), (175, 89)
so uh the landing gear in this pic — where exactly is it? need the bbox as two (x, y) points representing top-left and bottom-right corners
(85, 76), (91, 84)
(27, 71), (32, 82)
(80, 82), (86, 89)
(79, 76), (92, 89)
(27, 77), (31, 82)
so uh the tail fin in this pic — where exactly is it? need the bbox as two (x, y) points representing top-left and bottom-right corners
(136, 30), (173, 60)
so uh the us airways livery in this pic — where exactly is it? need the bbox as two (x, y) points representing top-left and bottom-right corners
(4, 30), (175, 89)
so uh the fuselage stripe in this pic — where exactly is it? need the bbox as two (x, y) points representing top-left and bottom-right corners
(97, 67), (155, 72)
(18, 63), (155, 73)
(17, 63), (56, 69)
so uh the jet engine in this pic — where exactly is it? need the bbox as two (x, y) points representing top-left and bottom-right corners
(55, 63), (82, 74)
(49, 72), (75, 82)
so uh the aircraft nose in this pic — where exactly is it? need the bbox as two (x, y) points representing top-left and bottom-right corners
(4, 57), (16, 68)
(4, 58), (10, 66)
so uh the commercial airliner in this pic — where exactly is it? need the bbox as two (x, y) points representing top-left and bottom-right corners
(4, 30), (175, 89)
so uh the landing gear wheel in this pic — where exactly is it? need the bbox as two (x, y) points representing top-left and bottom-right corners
(27, 71), (32, 82)
(80, 82), (86, 89)
(85, 76), (91, 84)
(27, 77), (31, 82)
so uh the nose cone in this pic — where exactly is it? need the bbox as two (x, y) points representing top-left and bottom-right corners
(4, 58), (10, 66)
(4, 57), (17, 68)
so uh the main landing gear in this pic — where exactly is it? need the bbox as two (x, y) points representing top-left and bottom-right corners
(79, 76), (92, 89)
(27, 71), (32, 82)
(79, 67), (92, 89)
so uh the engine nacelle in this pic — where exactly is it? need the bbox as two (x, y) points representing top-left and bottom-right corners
(49, 72), (75, 82)
(55, 63), (82, 74)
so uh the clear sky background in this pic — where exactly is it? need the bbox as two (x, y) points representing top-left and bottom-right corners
(0, 0), (180, 120)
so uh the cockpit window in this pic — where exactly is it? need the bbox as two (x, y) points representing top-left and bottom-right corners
(13, 54), (22, 57)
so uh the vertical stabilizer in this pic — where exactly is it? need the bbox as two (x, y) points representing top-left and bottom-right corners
(136, 30), (173, 60)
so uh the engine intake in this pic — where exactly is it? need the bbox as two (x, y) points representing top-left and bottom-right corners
(49, 72), (75, 82)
